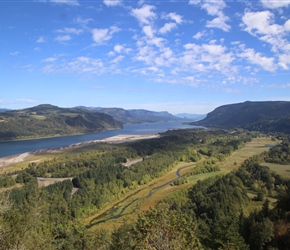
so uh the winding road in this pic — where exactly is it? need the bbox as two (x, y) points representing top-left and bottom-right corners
(87, 164), (192, 228)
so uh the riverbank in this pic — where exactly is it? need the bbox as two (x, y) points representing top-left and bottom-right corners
(0, 134), (160, 170)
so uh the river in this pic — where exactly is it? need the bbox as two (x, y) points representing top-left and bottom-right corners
(0, 121), (202, 158)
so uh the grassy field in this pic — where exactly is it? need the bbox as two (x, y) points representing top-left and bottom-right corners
(84, 136), (278, 231)
(218, 137), (278, 171)
(261, 162), (290, 178)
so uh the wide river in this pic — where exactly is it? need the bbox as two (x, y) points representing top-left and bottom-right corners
(0, 121), (201, 158)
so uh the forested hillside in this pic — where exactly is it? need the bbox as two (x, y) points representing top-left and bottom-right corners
(194, 101), (290, 133)
(0, 104), (122, 140)
(0, 129), (289, 249)
(76, 106), (181, 123)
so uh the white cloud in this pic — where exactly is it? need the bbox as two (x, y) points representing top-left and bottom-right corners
(279, 53), (290, 69)
(74, 17), (93, 27)
(110, 55), (124, 64)
(56, 27), (83, 34)
(131, 5), (156, 25)
(143, 25), (154, 38)
(189, 0), (201, 5)
(159, 22), (177, 34)
(92, 26), (120, 44)
(191, 0), (230, 31)
(92, 29), (111, 44)
(242, 11), (289, 52)
(47, 0), (79, 6)
(181, 42), (235, 76)
(164, 12), (183, 24)
(206, 15), (230, 32)
(103, 0), (122, 6)
(242, 11), (283, 35)
(193, 31), (205, 40)
(260, 0), (290, 9)
(36, 36), (46, 43)
(201, 1), (226, 16)
(114, 44), (123, 53)
(285, 19), (290, 31)
(54, 35), (72, 42)
(239, 48), (276, 72)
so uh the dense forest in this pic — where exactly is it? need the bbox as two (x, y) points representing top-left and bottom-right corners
(0, 129), (289, 249)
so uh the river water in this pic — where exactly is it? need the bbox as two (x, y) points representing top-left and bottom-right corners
(0, 121), (201, 158)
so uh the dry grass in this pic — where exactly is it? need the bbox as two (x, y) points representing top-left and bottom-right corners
(84, 137), (279, 231)
(261, 162), (290, 178)
(218, 137), (277, 171)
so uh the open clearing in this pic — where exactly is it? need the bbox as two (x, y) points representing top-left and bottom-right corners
(85, 137), (276, 231)
(261, 162), (290, 177)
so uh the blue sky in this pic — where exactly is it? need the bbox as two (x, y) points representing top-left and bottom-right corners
(1, 0), (290, 114)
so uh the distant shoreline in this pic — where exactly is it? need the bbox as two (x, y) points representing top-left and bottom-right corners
(0, 134), (160, 169)
(0, 127), (123, 143)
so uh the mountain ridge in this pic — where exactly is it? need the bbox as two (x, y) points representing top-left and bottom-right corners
(75, 106), (181, 123)
(193, 101), (290, 133)
(0, 104), (122, 140)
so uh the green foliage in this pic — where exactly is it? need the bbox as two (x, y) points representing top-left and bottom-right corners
(185, 158), (220, 178)
(111, 203), (203, 250)
(264, 136), (290, 164)
(0, 104), (122, 140)
(0, 175), (16, 188)
(4, 129), (284, 249)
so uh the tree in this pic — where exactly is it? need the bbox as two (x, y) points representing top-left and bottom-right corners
(249, 218), (274, 250)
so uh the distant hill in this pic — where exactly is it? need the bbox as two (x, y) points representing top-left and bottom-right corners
(0, 104), (122, 140)
(0, 108), (10, 113)
(175, 113), (206, 121)
(193, 101), (290, 133)
(76, 106), (181, 124)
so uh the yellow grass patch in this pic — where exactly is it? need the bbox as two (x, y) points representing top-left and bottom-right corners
(261, 162), (290, 178)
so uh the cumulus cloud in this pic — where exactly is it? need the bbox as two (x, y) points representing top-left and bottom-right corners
(238, 48), (276, 72)
(182, 43), (234, 73)
(131, 5), (156, 25)
(260, 0), (290, 9)
(159, 22), (177, 34)
(92, 26), (120, 44)
(164, 12), (183, 24)
(103, 0), (122, 6)
(193, 31), (205, 39)
(143, 25), (155, 38)
(206, 15), (230, 32)
(242, 11), (290, 52)
(242, 11), (283, 36)
(190, 0), (230, 31)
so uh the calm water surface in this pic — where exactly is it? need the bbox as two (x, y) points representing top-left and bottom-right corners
(0, 121), (201, 158)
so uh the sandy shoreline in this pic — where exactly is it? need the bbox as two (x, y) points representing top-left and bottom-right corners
(0, 134), (160, 168)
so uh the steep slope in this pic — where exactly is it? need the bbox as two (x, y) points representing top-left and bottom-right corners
(76, 106), (181, 123)
(0, 104), (122, 140)
(193, 101), (290, 133)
